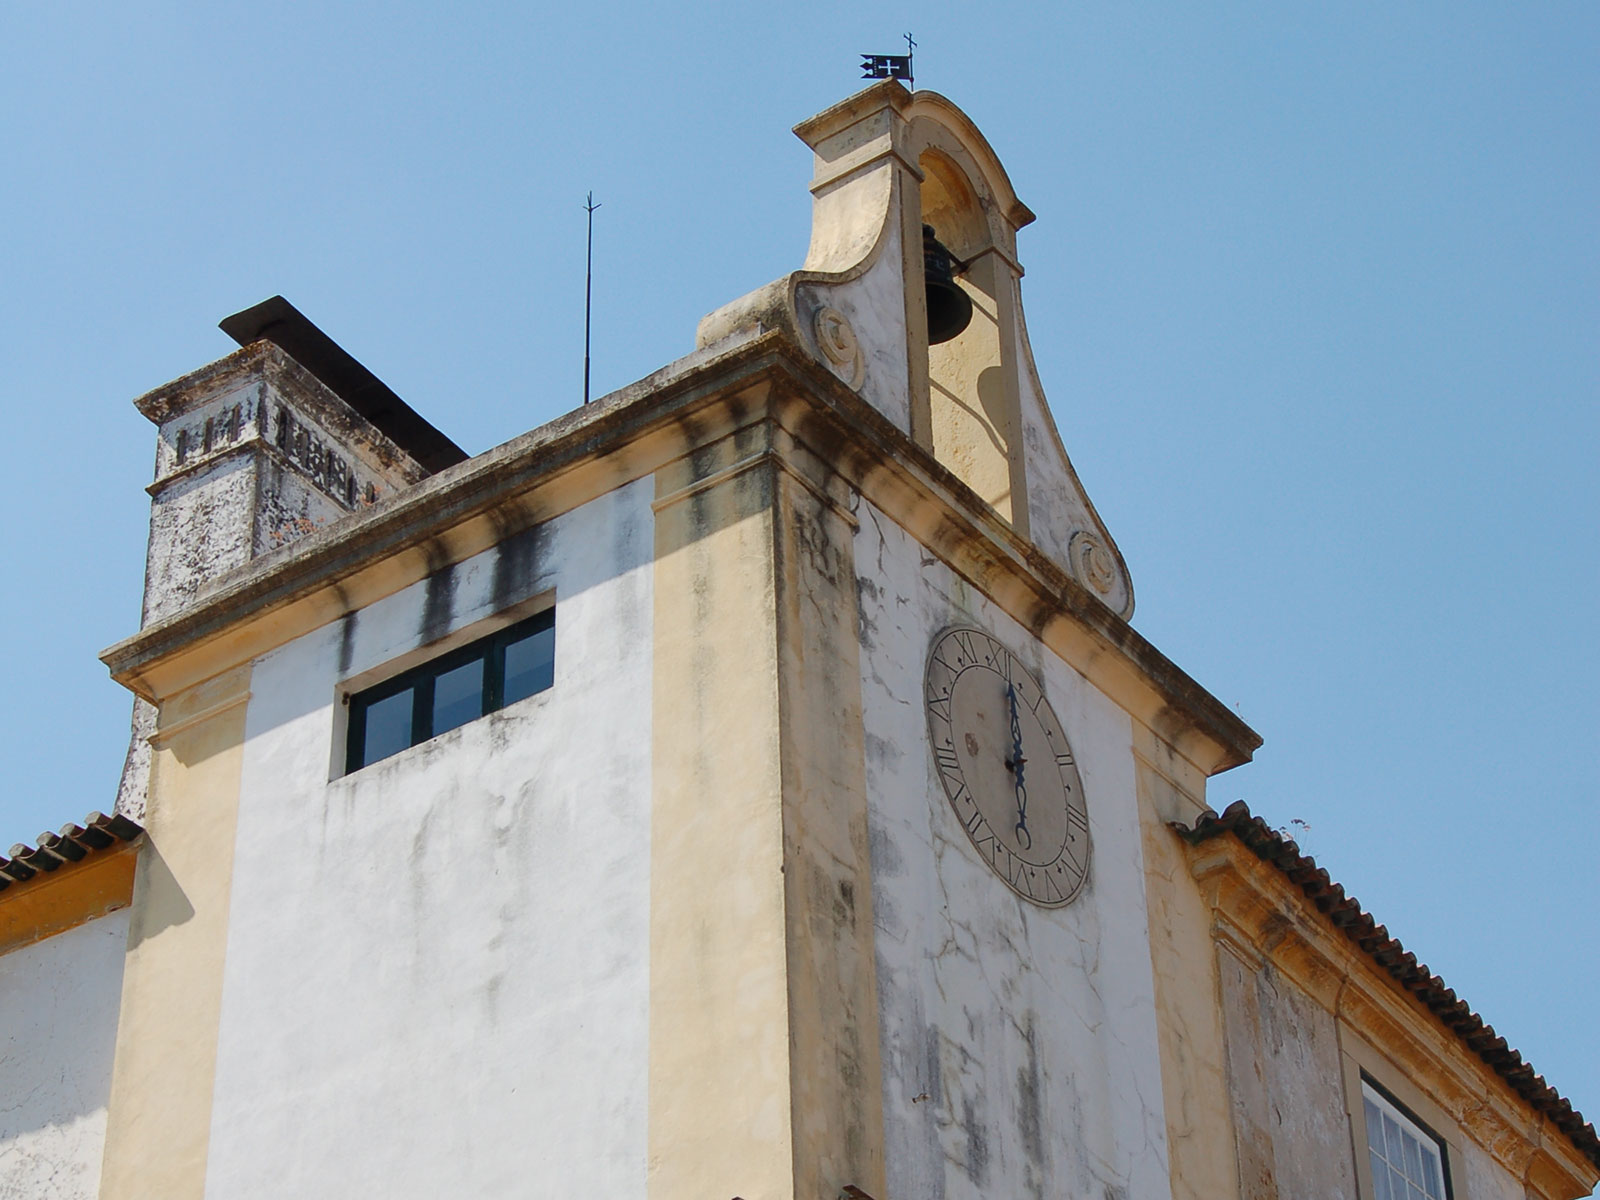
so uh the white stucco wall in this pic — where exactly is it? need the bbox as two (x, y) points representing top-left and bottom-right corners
(1012, 303), (1134, 619)
(0, 911), (130, 1200)
(798, 213), (913, 434)
(855, 500), (1171, 1200)
(205, 478), (654, 1198)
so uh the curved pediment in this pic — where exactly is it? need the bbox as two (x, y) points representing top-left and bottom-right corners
(697, 81), (1134, 619)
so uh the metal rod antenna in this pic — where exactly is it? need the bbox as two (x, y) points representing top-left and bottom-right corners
(905, 32), (916, 88)
(583, 191), (601, 405)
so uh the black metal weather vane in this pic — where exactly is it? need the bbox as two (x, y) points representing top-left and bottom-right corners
(861, 32), (915, 88)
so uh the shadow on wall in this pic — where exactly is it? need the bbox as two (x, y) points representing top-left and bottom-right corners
(0, 912), (131, 1144)
(126, 840), (196, 952)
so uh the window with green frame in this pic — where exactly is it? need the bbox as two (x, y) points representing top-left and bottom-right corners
(344, 608), (555, 773)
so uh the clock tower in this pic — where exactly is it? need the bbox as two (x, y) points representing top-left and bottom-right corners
(88, 80), (1259, 1200)
(677, 80), (1259, 1199)
(55, 76), (1590, 1200)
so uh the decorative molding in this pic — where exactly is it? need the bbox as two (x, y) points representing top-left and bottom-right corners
(147, 690), (253, 747)
(652, 443), (859, 533)
(1069, 530), (1119, 599)
(813, 306), (865, 389)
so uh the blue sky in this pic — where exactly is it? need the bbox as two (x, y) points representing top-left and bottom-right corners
(3, 1), (1595, 1135)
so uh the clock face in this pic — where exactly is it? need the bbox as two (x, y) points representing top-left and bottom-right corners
(924, 626), (1091, 907)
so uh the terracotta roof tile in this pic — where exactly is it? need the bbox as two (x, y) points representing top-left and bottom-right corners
(0, 811), (143, 892)
(1175, 799), (1599, 1171)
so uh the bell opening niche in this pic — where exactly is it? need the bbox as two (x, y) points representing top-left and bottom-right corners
(918, 147), (1029, 536)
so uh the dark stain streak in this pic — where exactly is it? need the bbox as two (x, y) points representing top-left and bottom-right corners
(856, 574), (881, 650)
(420, 560), (457, 647)
(490, 522), (548, 614)
(961, 1094), (988, 1185)
(924, 1025), (943, 1109)
(1017, 1015), (1047, 1192)
(336, 611), (357, 675)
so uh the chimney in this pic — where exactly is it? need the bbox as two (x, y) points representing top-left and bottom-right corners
(114, 298), (467, 818)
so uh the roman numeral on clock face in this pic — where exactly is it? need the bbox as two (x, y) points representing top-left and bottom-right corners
(954, 630), (979, 664)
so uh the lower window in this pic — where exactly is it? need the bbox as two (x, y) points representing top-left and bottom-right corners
(345, 608), (555, 773)
(1362, 1078), (1449, 1200)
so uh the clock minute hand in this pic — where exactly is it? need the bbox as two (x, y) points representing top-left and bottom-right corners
(1006, 681), (1031, 849)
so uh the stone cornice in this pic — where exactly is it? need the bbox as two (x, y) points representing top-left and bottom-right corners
(101, 330), (1260, 776)
(133, 341), (429, 489)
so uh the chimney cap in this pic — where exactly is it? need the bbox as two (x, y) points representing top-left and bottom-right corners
(220, 296), (468, 475)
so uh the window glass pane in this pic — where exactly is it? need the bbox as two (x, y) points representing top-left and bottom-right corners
(1369, 1151), (1392, 1200)
(1365, 1098), (1384, 1149)
(1383, 1113), (1404, 1164)
(360, 688), (414, 766)
(1389, 1165), (1408, 1198)
(1402, 1130), (1423, 1181)
(433, 657), (485, 735)
(1407, 1184), (1425, 1200)
(503, 622), (555, 705)
(1421, 1154), (1442, 1199)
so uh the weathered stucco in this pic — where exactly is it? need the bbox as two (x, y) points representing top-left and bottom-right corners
(771, 422), (888, 1195)
(1191, 831), (1599, 1200)
(116, 343), (432, 823)
(648, 407), (887, 1200)
(647, 421), (794, 1200)
(203, 479), (653, 1198)
(1459, 1140), (1537, 1200)
(1134, 748), (1241, 1200)
(855, 498), (1172, 1200)
(0, 911), (128, 1200)
(142, 454), (261, 626)
(99, 664), (250, 1200)
(1218, 945), (1361, 1198)
(794, 213), (912, 433)
(137, 348), (427, 626)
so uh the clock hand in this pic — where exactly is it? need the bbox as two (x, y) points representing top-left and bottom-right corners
(1006, 681), (1031, 849)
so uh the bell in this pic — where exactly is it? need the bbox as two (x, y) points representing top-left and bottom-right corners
(923, 224), (973, 345)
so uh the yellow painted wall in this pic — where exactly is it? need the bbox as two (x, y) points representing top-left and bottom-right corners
(649, 414), (795, 1200)
(647, 400), (887, 1200)
(99, 664), (250, 1200)
(1133, 728), (1243, 1200)
(770, 423), (886, 1198)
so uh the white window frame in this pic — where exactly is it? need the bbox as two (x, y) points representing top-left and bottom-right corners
(1361, 1077), (1451, 1200)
